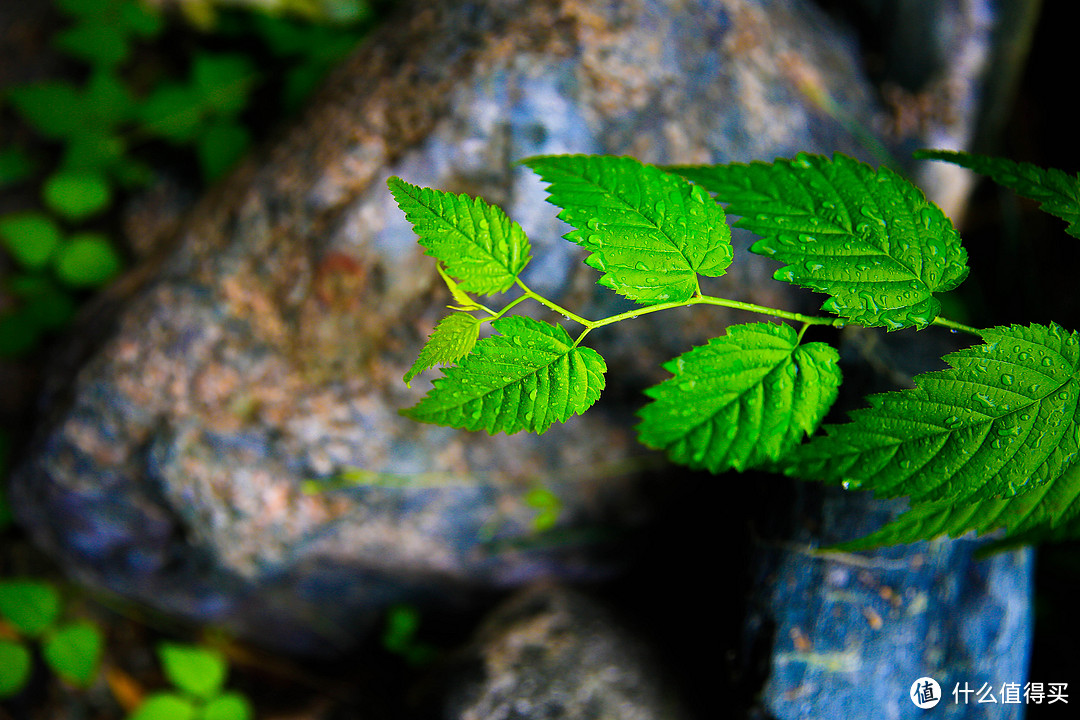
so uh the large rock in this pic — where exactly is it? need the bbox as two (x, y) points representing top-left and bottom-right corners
(10, 0), (1024, 660)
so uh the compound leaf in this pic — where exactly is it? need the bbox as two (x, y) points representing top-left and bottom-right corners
(916, 149), (1080, 240)
(403, 312), (482, 386)
(637, 322), (841, 472)
(388, 178), (530, 294)
(402, 316), (606, 434)
(784, 323), (1080, 506)
(523, 154), (733, 305)
(671, 152), (969, 330)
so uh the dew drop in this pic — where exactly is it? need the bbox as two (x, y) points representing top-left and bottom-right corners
(798, 234), (816, 243)
(586, 218), (601, 230)
(944, 415), (963, 428)
(1042, 357), (1053, 367)
(635, 261), (649, 271)
(654, 201), (667, 214)
(1001, 374), (1014, 386)
(1018, 352), (1030, 362)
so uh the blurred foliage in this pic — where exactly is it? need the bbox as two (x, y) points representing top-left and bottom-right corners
(0, 580), (105, 697)
(0, 0), (380, 359)
(126, 643), (253, 720)
(1, 1), (384, 715)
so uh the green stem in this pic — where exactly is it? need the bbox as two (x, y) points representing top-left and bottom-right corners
(574, 295), (841, 345)
(512, 278), (593, 326)
(931, 316), (982, 337)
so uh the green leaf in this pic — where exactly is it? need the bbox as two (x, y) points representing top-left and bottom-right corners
(6, 81), (88, 139)
(42, 171), (112, 221)
(403, 316), (606, 434)
(0, 641), (32, 698)
(916, 149), (1080, 240)
(388, 177), (531, 294)
(0, 580), (61, 636)
(203, 692), (254, 720)
(43, 621), (103, 686)
(62, 130), (127, 174)
(833, 458), (1080, 550)
(129, 693), (199, 720)
(53, 22), (130, 67)
(784, 323), (1080, 505)
(196, 120), (250, 183)
(525, 486), (562, 532)
(637, 322), (841, 472)
(523, 154), (733, 305)
(140, 84), (205, 143)
(671, 152), (969, 330)
(158, 643), (227, 700)
(437, 263), (481, 310)
(192, 53), (258, 116)
(85, 70), (137, 126)
(0, 212), (62, 270)
(403, 312), (482, 386)
(117, 0), (164, 37)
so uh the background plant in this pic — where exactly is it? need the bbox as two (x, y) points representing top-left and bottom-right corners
(390, 150), (1080, 549)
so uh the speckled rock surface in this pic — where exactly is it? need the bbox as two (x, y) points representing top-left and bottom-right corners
(442, 584), (689, 720)
(9, 0), (1016, 659)
(757, 489), (1033, 720)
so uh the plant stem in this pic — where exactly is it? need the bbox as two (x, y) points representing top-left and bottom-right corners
(931, 316), (981, 336)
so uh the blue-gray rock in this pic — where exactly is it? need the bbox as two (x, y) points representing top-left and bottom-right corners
(8, 0), (1030, 671)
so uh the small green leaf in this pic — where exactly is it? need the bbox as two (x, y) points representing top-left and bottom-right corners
(158, 643), (227, 700)
(43, 621), (103, 686)
(0, 213), (62, 270)
(54, 233), (124, 288)
(197, 120), (250, 182)
(6, 81), (88, 139)
(916, 149), (1080, 240)
(388, 178), (531, 294)
(403, 312), (482, 386)
(140, 84), (205, 143)
(784, 323), (1080, 506)
(403, 316), (606, 434)
(0, 641), (32, 698)
(671, 152), (969, 330)
(525, 486), (562, 532)
(203, 692), (254, 720)
(53, 22), (130, 66)
(0, 580), (61, 636)
(637, 322), (841, 472)
(129, 692), (199, 720)
(62, 130), (127, 174)
(118, 0), (164, 36)
(42, 171), (112, 221)
(85, 69), (137, 127)
(192, 53), (258, 116)
(437, 263), (481, 310)
(523, 154), (733, 305)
